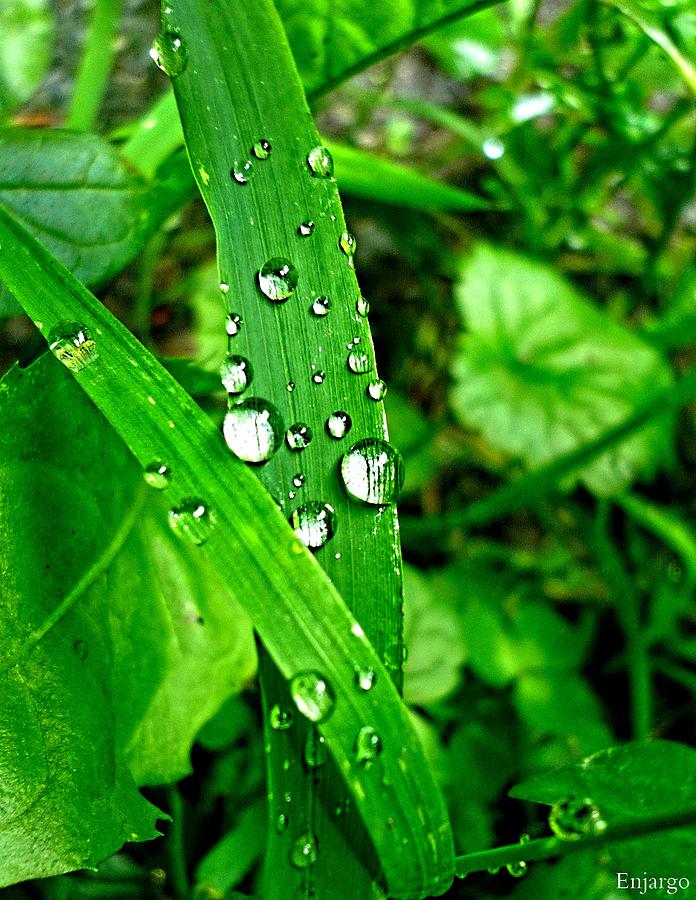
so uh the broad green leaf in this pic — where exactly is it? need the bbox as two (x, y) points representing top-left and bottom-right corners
(451, 244), (674, 496)
(0, 0), (54, 115)
(510, 741), (696, 885)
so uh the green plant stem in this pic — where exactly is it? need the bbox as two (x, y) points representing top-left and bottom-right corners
(615, 493), (696, 585)
(133, 230), (167, 346)
(454, 808), (696, 877)
(653, 658), (696, 696)
(401, 365), (696, 540)
(165, 785), (189, 900)
(67, 0), (122, 131)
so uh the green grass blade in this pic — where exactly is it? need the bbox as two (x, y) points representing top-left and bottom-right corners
(66, 0), (122, 131)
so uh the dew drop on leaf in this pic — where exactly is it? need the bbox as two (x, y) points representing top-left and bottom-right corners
(143, 461), (172, 490)
(168, 499), (215, 545)
(311, 296), (330, 317)
(506, 833), (530, 878)
(298, 221), (315, 237)
(339, 231), (357, 261)
(252, 139), (272, 159)
(326, 411), (352, 439)
(356, 296), (370, 317)
(286, 381), (296, 392)
(340, 439), (404, 506)
(220, 354), (253, 394)
(354, 667), (376, 692)
(223, 398), (284, 463)
(219, 282), (230, 294)
(292, 473), (305, 488)
(290, 833), (318, 869)
(149, 31), (188, 77)
(269, 704), (294, 731)
(312, 371), (326, 384)
(286, 423), (313, 451)
(307, 145), (334, 178)
(483, 136), (505, 159)
(289, 502), (336, 550)
(275, 812), (288, 833)
(47, 322), (98, 372)
(258, 258), (298, 302)
(304, 730), (326, 769)
(548, 796), (606, 840)
(347, 350), (371, 374)
(226, 313), (242, 336)
(355, 726), (382, 766)
(290, 671), (335, 722)
(366, 378), (387, 401)
(231, 160), (255, 184)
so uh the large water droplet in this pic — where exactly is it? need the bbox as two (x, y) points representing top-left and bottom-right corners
(298, 221), (315, 237)
(47, 322), (98, 372)
(354, 667), (376, 692)
(290, 833), (318, 869)
(367, 379), (387, 401)
(269, 704), (294, 731)
(355, 726), (382, 766)
(220, 354), (253, 394)
(252, 139), (272, 160)
(311, 296), (330, 317)
(356, 296), (370, 317)
(144, 461), (171, 490)
(290, 502), (336, 550)
(286, 423), (313, 451)
(304, 730), (327, 769)
(223, 398), (284, 463)
(326, 411), (352, 439)
(339, 231), (357, 260)
(347, 350), (371, 374)
(149, 31), (187, 76)
(549, 797), (606, 841)
(231, 160), (255, 184)
(290, 671), (335, 722)
(340, 439), (404, 506)
(307, 146), (334, 178)
(168, 499), (215, 545)
(226, 313), (242, 336)
(258, 258), (298, 302)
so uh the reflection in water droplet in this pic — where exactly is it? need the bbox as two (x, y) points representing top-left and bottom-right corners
(290, 502), (336, 550)
(366, 378), (387, 401)
(220, 354), (253, 394)
(290, 671), (335, 722)
(311, 296), (330, 317)
(312, 371), (326, 384)
(286, 423), (313, 451)
(298, 221), (315, 237)
(258, 258), (298, 302)
(347, 350), (371, 374)
(269, 704), (294, 731)
(168, 499), (215, 545)
(144, 461), (172, 490)
(340, 439), (404, 506)
(339, 231), (357, 261)
(355, 726), (382, 766)
(304, 730), (326, 769)
(326, 411), (352, 439)
(231, 160), (255, 184)
(226, 313), (242, 336)
(307, 146), (334, 178)
(149, 31), (187, 76)
(549, 797), (606, 841)
(252, 139), (272, 159)
(356, 296), (370, 317)
(290, 833), (318, 869)
(354, 667), (376, 692)
(48, 322), (98, 372)
(223, 398), (284, 463)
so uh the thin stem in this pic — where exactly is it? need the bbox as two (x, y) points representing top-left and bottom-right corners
(165, 785), (189, 900)
(454, 808), (696, 877)
(616, 493), (696, 585)
(67, 0), (122, 131)
(133, 230), (167, 347)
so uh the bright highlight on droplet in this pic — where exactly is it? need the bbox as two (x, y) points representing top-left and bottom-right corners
(149, 31), (188, 77)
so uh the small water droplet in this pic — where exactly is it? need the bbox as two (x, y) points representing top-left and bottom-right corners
(286, 423), (313, 451)
(290, 671), (335, 722)
(258, 258), (298, 302)
(168, 499), (215, 545)
(307, 146), (334, 178)
(347, 350), (371, 374)
(290, 502), (336, 550)
(226, 313), (242, 336)
(340, 439), (404, 506)
(354, 667), (376, 692)
(149, 31), (187, 77)
(304, 730), (326, 769)
(326, 411), (352, 439)
(292, 473), (305, 488)
(290, 833), (318, 869)
(339, 231), (357, 261)
(220, 354), (253, 394)
(366, 378), (387, 401)
(483, 137), (505, 160)
(311, 296), (330, 317)
(231, 160), (255, 184)
(312, 371), (326, 384)
(356, 296), (370, 317)
(219, 282), (230, 294)
(275, 812), (288, 833)
(269, 704), (294, 731)
(48, 322), (98, 372)
(549, 797), (606, 841)
(144, 461), (172, 490)
(252, 139), (272, 159)
(355, 726), (382, 766)
(506, 860), (527, 878)
(298, 221), (315, 237)
(286, 381), (295, 392)
(223, 398), (284, 463)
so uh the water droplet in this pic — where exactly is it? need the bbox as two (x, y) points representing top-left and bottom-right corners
(366, 379), (387, 401)
(252, 139), (272, 160)
(354, 667), (376, 692)
(258, 258), (298, 302)
(292, 473), (305, 488)
(290, 833), (318, 869)
(144, 461), (172, 490)
(47, 322), (98, 372)
(275, 812), (288, 833)
(219, 282), (230, 294)
(340, 439), (404, 506)
(168, 499), (215, 545)
(311, 296), (330, 317)
(298, 221), (315, 237)
(326, 411), (352, 439)
(356, 296), (370, 317)
(286, 423), (313, 451)
(347, 350), (371, 374)
(290, 502), (336, 550)
(149, 31), (187, 77)
(482, 136), (505, 160)
(304, 730), (326, 769)
(223, 398), (284, 463)
(339, 231), (357, 260)
(506, 860), (527, 878)
(549, 797), (606, 841)
(290, 671), (335, 722)
(269, 704), (294, 731)
(312, 371), (326, 384)
(226, 313), (242, 336)
(307, 146), (334, 178)
(220, 354), (253, 394)
(355, 726), (382, 766)
(231, 160), (255, 184)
